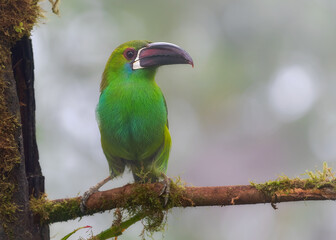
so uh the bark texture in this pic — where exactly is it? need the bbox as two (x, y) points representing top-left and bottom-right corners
(0, 37), (48, 240)
(11, 36), (45, 198)
(11, 37), (49, 239)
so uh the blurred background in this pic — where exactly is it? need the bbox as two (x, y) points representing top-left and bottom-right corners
(32, 0), (336, 239)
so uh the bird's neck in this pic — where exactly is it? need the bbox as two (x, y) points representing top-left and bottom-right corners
(101, 66), (157, 92)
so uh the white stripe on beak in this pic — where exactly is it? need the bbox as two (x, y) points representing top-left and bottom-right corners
(132, 47), (145, 70)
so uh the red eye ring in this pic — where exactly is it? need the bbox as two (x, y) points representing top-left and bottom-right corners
(123, 48), (136, 60)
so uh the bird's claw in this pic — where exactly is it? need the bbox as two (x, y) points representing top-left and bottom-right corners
(80, 186), (98, 213)
(80, 176), (112, 213)
(159, 174), (171, 206)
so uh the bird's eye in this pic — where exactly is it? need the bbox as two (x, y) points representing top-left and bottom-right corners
(123, 48), (136, 60)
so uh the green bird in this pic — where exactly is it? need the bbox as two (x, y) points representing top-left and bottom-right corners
(81, 40), (193, 210)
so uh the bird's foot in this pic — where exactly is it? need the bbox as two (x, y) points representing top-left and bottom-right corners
(159, 173), (171, 206)
(80, 176), (112, 213)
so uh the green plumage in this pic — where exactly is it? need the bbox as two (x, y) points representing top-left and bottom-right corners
(97, 40), (192, 182)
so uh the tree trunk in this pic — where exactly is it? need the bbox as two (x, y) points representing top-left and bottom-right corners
(0, 37), (49, 239)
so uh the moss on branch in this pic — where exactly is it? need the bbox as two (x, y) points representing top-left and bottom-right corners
(29, 164), (336, 238)
(250, 162), (336, 197)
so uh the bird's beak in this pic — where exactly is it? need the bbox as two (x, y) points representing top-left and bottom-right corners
(132, 42), (194, 70)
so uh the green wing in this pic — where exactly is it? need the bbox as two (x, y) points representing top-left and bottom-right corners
(163, 95), (169, 129)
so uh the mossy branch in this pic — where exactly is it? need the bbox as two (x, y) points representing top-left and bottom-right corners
(30, 163), (336, 225)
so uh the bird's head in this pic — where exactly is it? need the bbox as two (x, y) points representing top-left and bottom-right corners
(101, 40), (193, 91)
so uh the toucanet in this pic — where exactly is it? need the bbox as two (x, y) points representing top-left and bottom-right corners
(81, 40), (193, 211)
